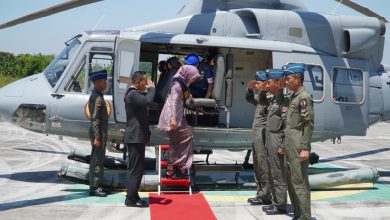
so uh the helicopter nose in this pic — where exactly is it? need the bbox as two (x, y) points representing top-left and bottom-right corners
(0, 89), (10, 121)
(0, 79), (26, 121)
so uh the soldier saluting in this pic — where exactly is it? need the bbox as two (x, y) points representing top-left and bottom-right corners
(261, 69), (288, 215)
(88, 70), (109, 197)
(245, 71), (272, 205)
(282, 63), (314, 220)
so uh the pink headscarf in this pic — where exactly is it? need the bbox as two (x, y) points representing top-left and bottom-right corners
(172, 65), (200, 86)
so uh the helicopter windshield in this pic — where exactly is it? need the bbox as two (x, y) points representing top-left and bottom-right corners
(43, 38), (81, 87)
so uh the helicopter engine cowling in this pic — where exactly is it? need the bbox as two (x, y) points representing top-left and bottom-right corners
(342, 28), (379, 54)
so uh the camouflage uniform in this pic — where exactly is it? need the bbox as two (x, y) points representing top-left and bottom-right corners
(88, 88), (108, 190)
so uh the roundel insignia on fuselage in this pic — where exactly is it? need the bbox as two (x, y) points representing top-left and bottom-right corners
(85, 100), (112, 120)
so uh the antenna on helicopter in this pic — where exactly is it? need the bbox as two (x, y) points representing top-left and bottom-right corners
(92, 13), (106, 31)
(331, 0), (388, 23)
(331, 0), (344, 15)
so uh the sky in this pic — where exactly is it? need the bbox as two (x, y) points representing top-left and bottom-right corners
(0, 0), (389, 62)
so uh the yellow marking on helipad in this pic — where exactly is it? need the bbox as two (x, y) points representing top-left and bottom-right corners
(203, 183), (374, 203)
(311, 183), (373, 200)
(204, 195), (252, 203)
(113, 183), (374, 203)
(117, 191), (150, 197)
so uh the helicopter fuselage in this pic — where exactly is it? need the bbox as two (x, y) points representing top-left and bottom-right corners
(1, 8), (390, 150)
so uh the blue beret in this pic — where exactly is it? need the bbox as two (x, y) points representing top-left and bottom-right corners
(89, 70), (108, 82)
(255, 70), (267, 81)
(282, 63), (305, 76)
(185, 54), (199, 66)
(266, 69), (284, 79)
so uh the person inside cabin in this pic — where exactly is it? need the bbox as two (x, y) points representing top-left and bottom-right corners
(155, 57), (181, 104)
(155, 60), (168, 103)
(186, 54), (215, 98)
(158, 60), (168, 75)
(157, 64), (200, 179)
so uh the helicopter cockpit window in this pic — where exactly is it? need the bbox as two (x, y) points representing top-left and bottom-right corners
(44, 38), (81, 87)
(303, 64), (324, 101)
(332, 67), (364, 103)
(87, 53), (114, 95)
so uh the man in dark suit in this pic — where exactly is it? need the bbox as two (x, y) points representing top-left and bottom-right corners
(124, 71), (155, 208)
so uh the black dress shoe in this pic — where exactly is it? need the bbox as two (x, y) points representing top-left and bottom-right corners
(102, 187), (112, 195)
(264, 205), (287, 215)
(89, 188), (107, 197)
(262, 205), (273, 211)
(247, 197), (256, 203)
(125, 199), (149, 208)
(248, 197), (271, 205)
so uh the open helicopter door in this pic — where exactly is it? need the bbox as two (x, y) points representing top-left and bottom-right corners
(113, 37), (141, 123)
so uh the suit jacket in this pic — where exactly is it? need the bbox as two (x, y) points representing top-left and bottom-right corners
(123, 87), (155, 144)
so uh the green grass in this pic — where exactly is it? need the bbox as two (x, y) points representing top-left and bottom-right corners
(0, 75), (20, 88)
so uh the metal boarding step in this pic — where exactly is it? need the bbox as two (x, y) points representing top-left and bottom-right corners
(157, 145), (192, 195)
(193, 149), (213, 165)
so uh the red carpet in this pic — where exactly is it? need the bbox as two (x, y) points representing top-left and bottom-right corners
(149, 193), (217, 220)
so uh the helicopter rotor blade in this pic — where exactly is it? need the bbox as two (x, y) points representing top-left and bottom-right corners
(0, 0), (103, 30)
(334, 0), (388, 23)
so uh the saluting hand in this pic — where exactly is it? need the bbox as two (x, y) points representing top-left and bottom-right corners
(300, 149), (309, 161)
(277, 147), (285, 155)
(278, 78), (287, 89)
(255, 81), (267, 92)
(247, 80), (256, 89)
(94, 139), (101, 148)
(146, 80), (155, 89)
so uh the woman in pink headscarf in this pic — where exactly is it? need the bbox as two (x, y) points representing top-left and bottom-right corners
(158, 65), (200, 178)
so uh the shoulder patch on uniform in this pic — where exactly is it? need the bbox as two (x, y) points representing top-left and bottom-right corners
(282, 107), (288, 113)
(299, 99), (307, 109)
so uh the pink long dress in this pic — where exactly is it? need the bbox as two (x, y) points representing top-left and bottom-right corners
(158, 65), (200, 172)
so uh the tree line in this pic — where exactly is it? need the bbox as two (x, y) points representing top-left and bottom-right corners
(0, 51), (54, 78)
(0, 51), (54, 87)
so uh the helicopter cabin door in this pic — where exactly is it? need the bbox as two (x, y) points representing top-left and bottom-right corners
(273, 51), (369, 137)
(113, 37), (141, 123)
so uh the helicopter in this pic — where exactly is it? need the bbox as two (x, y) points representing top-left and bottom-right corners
(0, 0), (389, 154)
